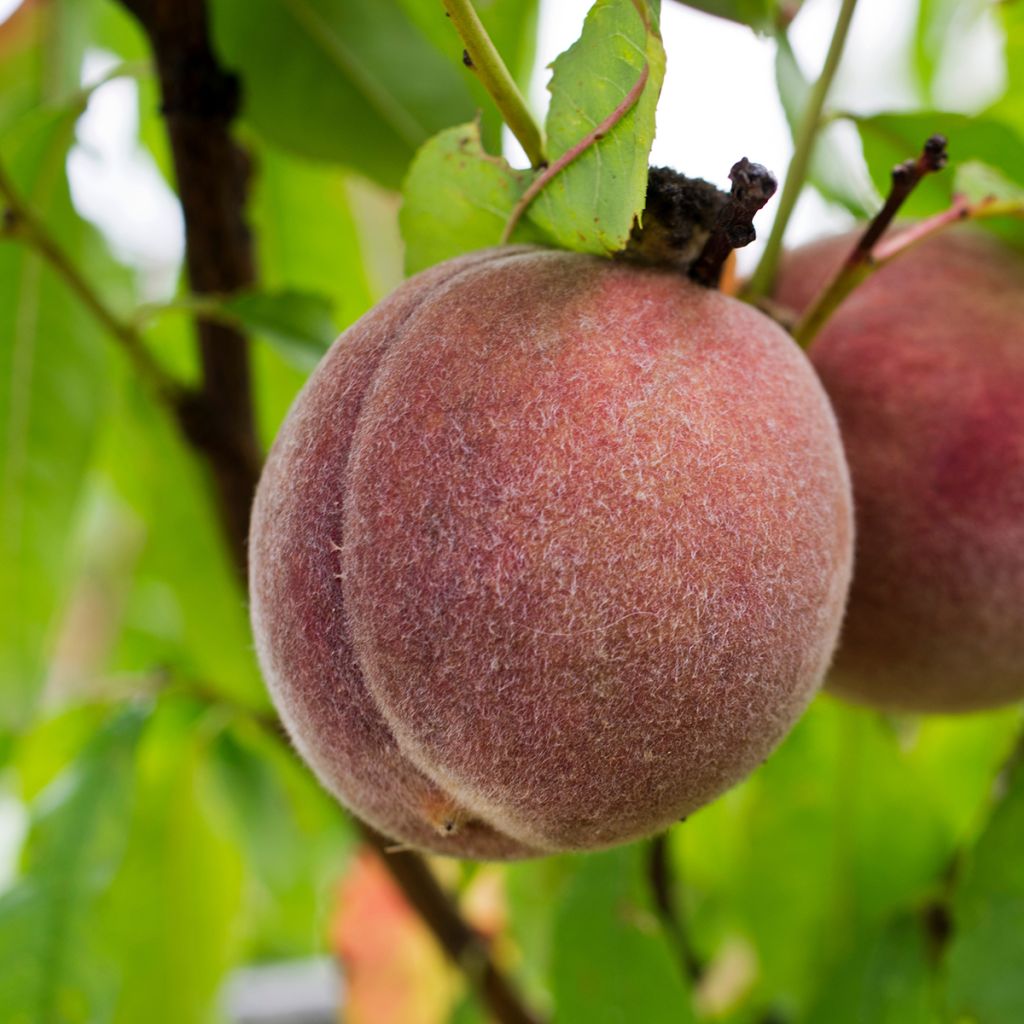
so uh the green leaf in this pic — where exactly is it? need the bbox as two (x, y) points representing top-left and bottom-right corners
(551, 844), (693, 1024)
(805, 913), (937, 1024)
(912, 0), (959, 105)
(96, 364), (266, 711)
(248, 143), (378, 439)
(992, 2), (1024, 134)
(209, 0), (480, 188)
(223, 289), (336, 372)
(207, 717), (353, 960)
(0, 0), (97, 128)
(97, 697), (246, 1024)
(0, 102), (118, 730)
(0, 4), (47, 129)
(914, 0), (1005, 112)
(0, 704), (147, 1024)
(953, 161), (1024, 252)
(527, 0), (666, 255)
(400, 121), (543, 275)
(504, 856), (577, 1013)
(250, 145), (375, 330)
(775, 32), (875, 216)
(12, 703), (114, 801)
(945, 747), (1024, 1024)
(855, 111), (1024, 217)
(676, 700), (1014, 1014)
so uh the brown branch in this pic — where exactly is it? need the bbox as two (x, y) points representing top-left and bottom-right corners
(851, 134), (949, 258)
(648, 832), (704, 983)
(118, 6), (542, 1022)
(688, 158), (777, 288)
(359, 824), (542, 1024)
(500, 61), (650, 244)
(120, 0), (260, 579)
(792, 134), (949, 348)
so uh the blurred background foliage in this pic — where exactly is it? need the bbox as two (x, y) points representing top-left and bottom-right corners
(1, 0), (1023, 1022)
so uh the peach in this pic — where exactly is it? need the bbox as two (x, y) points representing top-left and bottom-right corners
(775, 226), (1024, 712)
(249, 247), (853, 856)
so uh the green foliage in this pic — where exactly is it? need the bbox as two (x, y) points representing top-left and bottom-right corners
(0, 704), (147, 1024)
(855, 112), (1024, 217)
(804, 913), (937, 1024)
(400, 121), (541, 274)
(551, 844), (693, 1023)
(677, 700), (1017, 1016)
(247, 143), (379, 438)
(2, 1), (1024, 1022)
(222, 288), (337, 373)
(912, 0), (965, 106)
(401, 0), (665, 270)
(395, 0), (540, 147)
(0, 102), (118, 730)
(672, 0), (784, 33)
(209, 0), (482, 189)
(945, 750), (1024, 1023)
(207, 717), (354, 959)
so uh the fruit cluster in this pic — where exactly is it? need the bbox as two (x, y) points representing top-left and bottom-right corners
(249, 228), (1023, 858)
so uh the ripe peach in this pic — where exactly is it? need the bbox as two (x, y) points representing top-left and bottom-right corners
(249, 247), (853, 857)
(775, 226), (1024, 712)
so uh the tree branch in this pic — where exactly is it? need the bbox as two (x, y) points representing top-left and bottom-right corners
(792, 134), (950, 347)
(118, 6), (543, 1022)
(360, 824), (543, 1024)
(120, 0), (260, 579)
(648, 832), (704, 983)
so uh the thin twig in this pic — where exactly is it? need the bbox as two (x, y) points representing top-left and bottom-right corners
(0, 157), (182, 406)
(442, 0), (546, 168)
(648, 832), (704, 983)
(688, 158), (777, 288)
(792, 135), (951, 348)
(847, 134), (949, 256)
(746, 0), (860, 298)
(500, 62), (650, 244)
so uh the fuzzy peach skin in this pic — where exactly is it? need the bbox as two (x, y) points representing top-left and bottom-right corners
(250, 247), (853, 857)
(775, 226), (1024, 712)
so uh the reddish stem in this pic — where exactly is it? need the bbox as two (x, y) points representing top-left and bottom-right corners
(501, 62), (650, 244)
